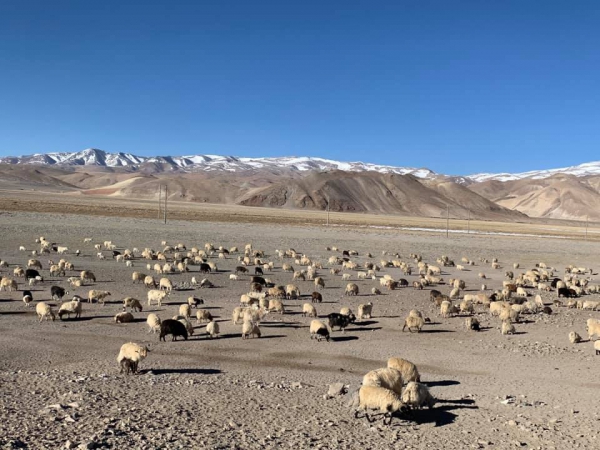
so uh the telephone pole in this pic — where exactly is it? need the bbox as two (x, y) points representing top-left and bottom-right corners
(446, 205), (449, 238)
(164, 185), (168, 224)
(158, 185), (162, 219)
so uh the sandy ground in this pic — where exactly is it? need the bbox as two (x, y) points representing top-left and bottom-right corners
(1, 210), (600, 449)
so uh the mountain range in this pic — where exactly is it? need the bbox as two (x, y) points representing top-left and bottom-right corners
(0, 148), (599, 222)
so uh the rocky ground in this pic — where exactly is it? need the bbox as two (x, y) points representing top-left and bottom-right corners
(0, 210), (599, 449)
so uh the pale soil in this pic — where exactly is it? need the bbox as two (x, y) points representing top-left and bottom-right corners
(1, 210), (600, 449)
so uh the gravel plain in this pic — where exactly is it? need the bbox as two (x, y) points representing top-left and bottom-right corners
(1, 210), (600, 450)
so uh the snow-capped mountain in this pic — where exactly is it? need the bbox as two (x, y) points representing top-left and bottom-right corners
(468, 161), (600, 182)
(0, 148), (437, 178)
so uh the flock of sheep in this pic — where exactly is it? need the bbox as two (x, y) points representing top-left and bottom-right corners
(1, 235), (599, 423)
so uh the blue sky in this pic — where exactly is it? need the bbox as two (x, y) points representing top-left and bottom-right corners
(0, 1), (598, 174)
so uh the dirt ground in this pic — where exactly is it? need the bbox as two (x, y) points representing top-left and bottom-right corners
(1, 210), (600, 450)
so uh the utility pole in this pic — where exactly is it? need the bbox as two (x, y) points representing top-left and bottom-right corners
(164, 185), (168, 225)
(446, 205), (449, 238)
(326, 198), (330, 226)
(467, 209), (471, 234)
(158, 185), (162, 219)
(585, 215), (588, 241)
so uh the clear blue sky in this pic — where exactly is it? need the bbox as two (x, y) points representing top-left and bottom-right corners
(0, 1), (598, 174)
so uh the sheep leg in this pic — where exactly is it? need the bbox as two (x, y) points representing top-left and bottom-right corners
(383, 413), (393, 426)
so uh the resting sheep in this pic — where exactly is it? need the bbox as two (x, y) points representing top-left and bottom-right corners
(115, 312), (134, 323)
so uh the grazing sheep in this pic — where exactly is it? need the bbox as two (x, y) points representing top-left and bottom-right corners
(88, 290), (111, 305)
(28, 259), (43, 269)
(242, 320), (261, 339)
(132, 272), (146, 284)
(196, 309), (213, 324)
(117, 342), (149, 374)
(302, 303), (317, 317)
(229, 274), (238, 281)
(586, 318), (600, 340)
(440, 300), (457, 318)
(159, 278), (173, 292)
(123, 297), (143, 312)
(50, 285), (67, 301)
(402, 315), (424, 333)
(143, 275), (157, 288)
(357, 302), (373, 320)
(353, 386), (404, 425)
(401, 382), (435, 409)
(58, 299), (82, 320)
(13, 267), (24, 278)
(362, 367), (403, 395)
(206, 320), (220, 338)
(371, 287), (381, 295)
(243, 307), (267, 324)
(179, 304), (192, 318)
(568, 331), (582, 344)
(115, 312), (134, 323)
(199, 278), (214, 288)
(187, 296), (204, 308)
(499, 308), (519, 323)
(147, 289), (168, 307)
(22, 290), (33, 307)
(80, 270), (96, 283)
(387, 357), (421, 383)
(501, 320), (515, 335)
(1, 278), (18, 292)
(314, 277), (325, 290)
(159, 319), (188, 341)
(36, 302), (55, 322)
(345, 283), (359, 296)
(595, 341), (600, 355)
(232, 307), (247, 325)
(328, 312), (355, 331)
(459, 299), (474, 315)
(146, 313), (161, 333)
(449, 287), (461, 299)
(268, 299), (285, 314)
(465, 317), (480, 331)
(311, 291), (323, 303)
(309, 320), (330, 342)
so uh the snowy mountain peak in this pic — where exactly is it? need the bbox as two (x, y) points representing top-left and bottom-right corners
(0, 149), (438, 178)
(468, 161), (600, 182)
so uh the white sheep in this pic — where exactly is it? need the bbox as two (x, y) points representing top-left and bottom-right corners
(36, 302), (56, 322)
(196, 309), (213, 324)
(232, 307), (247, 324)
(402, 315), (424, 332)
(58, 299), (82, 320)
(568, 331), (582, 344)
(146, 313), (161, 333)
(115, 312), (134, 323)
(206, 320), (220, 338)
(387, 357), (421, 383)
(362, 367), (403, 395)
(268, 299), (285, 314)
(123, 297), (143, 312)
(357, 303), (373, 320)
(117, 342), (149, 373)
(587, 319), (600, 340)
(302, 303), (317, 317)
(242, 320), (261, 339)
(352, 385), (404, 425)
(88, 290), (111, 305)
(159, 277), (173, 292)
(501, 320), (515, 335)
(147, 289), (167, 307)
(401, 382), (435, 409)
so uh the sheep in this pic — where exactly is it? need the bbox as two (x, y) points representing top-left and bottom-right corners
(36, 302), (56, 322)
(387, 357), (421, 383)
(516, 287), (528, 298)
(285, 284), (300, 299)
(587, 318), (600, 340)
(353, 385), (405, 425)
(146, 313), (161, 333)
(179, 304), (192, 318)
(501, 320), (515, 335)
(28, 259), (43, 269)
(159, 277), (173, 293)
(568, 331), (582, 344)
(115, 312), (134, 323)
(132, 272), (145, 284)
(440, 300), (457, 318)
(232, 307), (247, 324)
(466, 317), (480, 331)
(371, 287), (381, 295)
(50, 285), (67, 301)
(79, 270), (96, 284)
(229, 274), (238, 281)
(147, 289), (167, 308)
(311, 291), (323, 303)
(13, 267), (24, 278)
(499, 308), (519, 323)
(453, 279), (466, 289)
(199, 278), (214, 288)
(459, 299), (474, 315)
(187, 296), (204, 308)
(340, 307), (353, 316)
(58, 299), (82, 320)
(206, 320), (220, 338)
(22, 290), (33, 307)
(595, 340), (600, 355)
(196, 309), (213, 324)
(328, 313), (355, 331)
(117, 342), (149, 374)
(449, 287), (461, 299)
(357, 302), (373, 320)
(363, 367), (403, 395)
(345, 283), (359, 296)
(67, 277), (82, 288)
(314, 277), (325, 289)
(402, 315), (424, 332)
(309, 320), (330, 342)
(242, 320), (261, 339)
(0, 278), (18, 292)
(401, 382), (435, 409)
(160, 319), (189, 341)
(268, 299), (285, 314)
(243, 307), (267, 324)
(123, 297), (143, 312)
(582, 301), (600, 311)
(88, 290), (111, 305)
(302, 303), (317, 317)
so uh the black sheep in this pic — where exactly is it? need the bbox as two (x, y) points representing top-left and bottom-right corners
(50, 285), (68, 301)
(159, 319), (189, 342)
(199, 263), (212, 273)
(25, 269), (40, 280)
(311, 292), (323, 303)
(328, 313), (356, 331)
(254, 267), (263, 276)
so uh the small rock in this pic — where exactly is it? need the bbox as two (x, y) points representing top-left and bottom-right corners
(327, 383), (347, 398)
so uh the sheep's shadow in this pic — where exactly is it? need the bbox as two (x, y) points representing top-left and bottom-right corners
(261, 322), (306, 329)
(141, 368), (221, 375)
(348, 327), (382, 332)
(424, 380), (460, 387)
(399, 403), (478, 427)
(331, 335), (359, 342)
(419, 329), (455, 334)
(0, 310), (30, 315)
(355, 320), (378, 326)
